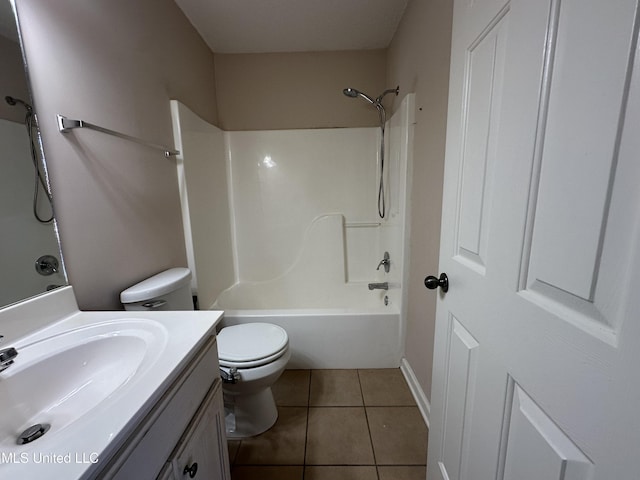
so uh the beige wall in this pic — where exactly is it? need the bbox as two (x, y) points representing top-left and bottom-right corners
(387, 0), (454, 401)
(0, 34), (29, 123)
(10, 0), (453, 396)
(215, 50), (387, 130)
(15, 0), (218, 309)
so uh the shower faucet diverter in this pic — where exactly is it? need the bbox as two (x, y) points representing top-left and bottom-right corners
(342, 86), (399, 219)
(369, 252), (391, 291)
(376, 251), (391, 273)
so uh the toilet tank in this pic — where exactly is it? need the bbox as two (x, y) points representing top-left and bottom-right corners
(120, 268), (194, 311)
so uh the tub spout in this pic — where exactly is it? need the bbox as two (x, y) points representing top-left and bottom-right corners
(368, 282), (389, 291)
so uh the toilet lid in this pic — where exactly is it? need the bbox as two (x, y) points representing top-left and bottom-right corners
(217, 323), (289, 365)
(219, 345), (288, 369)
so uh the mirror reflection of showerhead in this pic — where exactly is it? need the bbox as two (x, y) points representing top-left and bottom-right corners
(4, 94), (52, 223)
(4, 95), (33, 112)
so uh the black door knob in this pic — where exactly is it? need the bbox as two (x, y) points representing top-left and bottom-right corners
(183, 462), (198, 478)
(424, 273), (449, 293)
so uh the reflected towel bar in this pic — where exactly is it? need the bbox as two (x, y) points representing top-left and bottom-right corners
(56, 114), (180, 157)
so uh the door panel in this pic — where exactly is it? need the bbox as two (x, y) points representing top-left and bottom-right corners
(499, 381), (593, 480)
(428, 0), (640, 478)
(521, 0), (639, 336)
(438, 316), (479, 480)
(455, 10), (508, 275)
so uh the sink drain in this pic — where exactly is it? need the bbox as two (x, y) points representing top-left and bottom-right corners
(17, 423), (50, 445)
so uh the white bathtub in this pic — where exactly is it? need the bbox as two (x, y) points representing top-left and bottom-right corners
(213, 243), (403, 369)
(219, 307), (402, 369)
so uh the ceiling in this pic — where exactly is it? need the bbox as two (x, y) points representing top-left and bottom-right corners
(174, 0), (409, 54)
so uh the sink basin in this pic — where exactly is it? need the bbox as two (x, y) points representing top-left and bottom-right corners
(0, 319), (168, 447)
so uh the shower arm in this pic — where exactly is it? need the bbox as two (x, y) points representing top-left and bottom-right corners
(375, 87), (399, 131)
(375, 87), (400, 105)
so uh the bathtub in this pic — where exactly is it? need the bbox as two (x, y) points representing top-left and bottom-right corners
(212, 212), (404, 369)
(218, 307), (402, 369)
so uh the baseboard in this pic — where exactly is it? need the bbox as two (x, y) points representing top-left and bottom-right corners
(400, 357), (431, 429)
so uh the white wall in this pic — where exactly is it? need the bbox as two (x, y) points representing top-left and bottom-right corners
(170, 101), (235, 310)
(173, 99), (415, 314)
(379, 94), (415, 314)
(226, 128), (380, 284)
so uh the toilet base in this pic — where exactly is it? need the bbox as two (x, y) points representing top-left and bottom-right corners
(223, 387), (278, 439)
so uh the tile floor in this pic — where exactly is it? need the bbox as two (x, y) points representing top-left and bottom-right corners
(227, 369), (428, 480)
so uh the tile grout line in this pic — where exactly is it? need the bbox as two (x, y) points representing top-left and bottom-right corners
(302, 370), (312, 480)
(357, 369), (381, 480)
(230, 370), (425, 478)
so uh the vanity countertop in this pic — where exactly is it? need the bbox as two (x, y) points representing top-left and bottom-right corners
(0, 286), (223, 479)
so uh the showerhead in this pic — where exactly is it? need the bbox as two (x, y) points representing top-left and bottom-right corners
(342, 88), (376, 105)
(343, 88), (358, 98)
(5, 95), (32, 112)
(343, 86), (400, 108)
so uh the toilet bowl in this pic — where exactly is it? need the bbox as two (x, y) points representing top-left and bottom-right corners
(218, 322), (290, 438)
(120, 268), (290, 439)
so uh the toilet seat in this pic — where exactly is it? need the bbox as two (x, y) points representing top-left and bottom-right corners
(218, 323), (289, 369)
(219, 345), (288, 369)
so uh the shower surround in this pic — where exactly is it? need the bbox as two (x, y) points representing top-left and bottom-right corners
(171, 95), (414, 368)
(0, 118), (64, 306)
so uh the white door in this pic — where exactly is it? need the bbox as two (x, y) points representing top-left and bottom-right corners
(427, 0), (640, 479)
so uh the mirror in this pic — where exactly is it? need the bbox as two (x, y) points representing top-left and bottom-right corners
(0, 0), (66, 308)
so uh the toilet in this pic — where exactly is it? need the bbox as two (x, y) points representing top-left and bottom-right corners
(217, 322), (290, 438)
(120, 267), (291, 439)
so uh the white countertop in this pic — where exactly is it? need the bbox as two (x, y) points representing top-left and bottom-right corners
(0, 287), (223, 479)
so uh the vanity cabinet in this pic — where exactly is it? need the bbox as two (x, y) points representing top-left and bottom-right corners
(98, 337), (230, 480)
(167, 382), (228, 480)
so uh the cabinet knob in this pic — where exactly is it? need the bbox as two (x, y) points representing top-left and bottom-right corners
(183, 462), (198, 478)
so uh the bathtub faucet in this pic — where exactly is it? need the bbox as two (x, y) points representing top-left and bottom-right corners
(368, 282), (389, 291)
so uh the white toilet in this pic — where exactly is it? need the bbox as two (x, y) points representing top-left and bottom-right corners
(120, 267), (291, 439)
(217, 322), (290, 438)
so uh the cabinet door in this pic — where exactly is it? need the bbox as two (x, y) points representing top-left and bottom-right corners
(171, 382), (230, 480)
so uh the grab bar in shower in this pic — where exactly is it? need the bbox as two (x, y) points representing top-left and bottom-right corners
(56, 115), (180, 157)
(345, 222), (382, 228)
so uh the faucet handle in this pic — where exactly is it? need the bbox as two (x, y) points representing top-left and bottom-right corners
(376, 252), (391, 273)
(0, 346), (18, 372)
